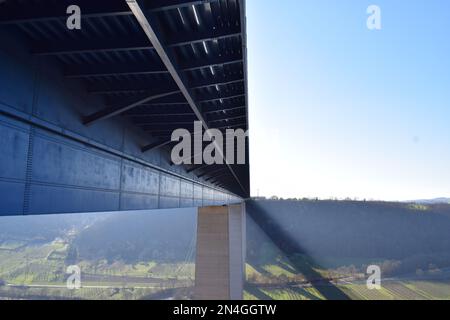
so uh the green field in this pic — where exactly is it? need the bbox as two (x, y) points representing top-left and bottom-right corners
(245, 261), (450, 301)
(3, 200), (450, 300)
(244, 226), (450, 300)
(340, 280), (450, 300)
(3, 237), (450, 300)
(0, 239), (194, 300)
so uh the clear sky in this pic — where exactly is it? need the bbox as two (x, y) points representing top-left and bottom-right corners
(247, 0), (450, 201)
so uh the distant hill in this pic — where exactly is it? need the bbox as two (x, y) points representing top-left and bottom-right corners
(0, 213), (100, 242)
(0, 209), (198, 264)
(246, 199), (450, 276)
(412, 198), (450, 204)
(72, 209), (197, 263)
(3, 200), (450, 279)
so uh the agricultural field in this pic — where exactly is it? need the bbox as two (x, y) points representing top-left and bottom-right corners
(0, 237), (194, 300)
(245, 252), (450, 301)
(3, 200), (450, 300)
(244, 200), (450, 300)
(245, 285), (325, 300)
(339, 280), (450, 300)
(0, 209), (198, 300)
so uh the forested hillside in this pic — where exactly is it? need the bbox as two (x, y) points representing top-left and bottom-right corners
(247, 200), (450, 276)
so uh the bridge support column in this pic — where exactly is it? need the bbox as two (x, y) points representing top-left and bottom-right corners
(194, 203), (246, 300)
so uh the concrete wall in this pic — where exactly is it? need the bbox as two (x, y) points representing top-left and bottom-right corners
(195, 204), (246, 300)
(0, 30), (241, 216)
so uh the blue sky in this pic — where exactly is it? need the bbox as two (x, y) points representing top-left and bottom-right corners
(247, 0), (450, 200)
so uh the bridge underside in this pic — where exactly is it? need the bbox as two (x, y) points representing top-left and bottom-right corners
(0, 0), (249, 216)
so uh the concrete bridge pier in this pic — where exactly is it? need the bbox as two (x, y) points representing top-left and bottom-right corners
(194, 203), (246, 300)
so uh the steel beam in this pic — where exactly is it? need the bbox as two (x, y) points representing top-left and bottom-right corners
(64, 64), (168, 79)
(147, 108), (240, 117)
(149, 0), (220, 13)
(137, 102), (189, 107)
(208, 115), (246, 124)
(130, 114), (197, 122)
(187, 164), (209, 173)
(204, 106), (246, 115)
(239, 0), (251, 196)
(0, 1), (131, 24)
(210, 176), (236, 185)
(181, 57), (243, 73)
(33, 28), (240, 56)
(64, 56), (242, 78)
(207, 172), (232, 183)
(167, 31), (241, 49)
(216, 123), (247, 130)
(141, 139), (173, 153)
(147, 123), (247, 137)
(127, 0), (248, 196)
(33, 36), (153, 56)
(138, 121), (194, 127)
(89, 77), (244, 95)
(197, 167), (228, 179)
(141, 92), (244, 106)
(126, 110), (194, 117)
(0, 0), (221, 24)
(199, 94), (245, 104)
(83, 90), (180, 125)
